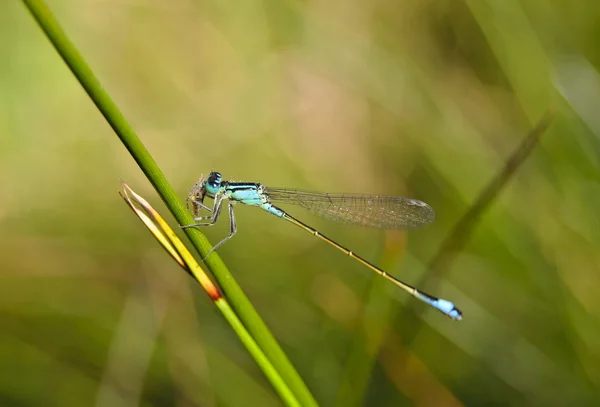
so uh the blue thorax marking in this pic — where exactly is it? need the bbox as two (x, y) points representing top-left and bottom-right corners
(218, 182), (285, 217)
(226, 183), (263, 205)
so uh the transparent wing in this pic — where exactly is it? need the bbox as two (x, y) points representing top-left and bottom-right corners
(264, 187), (435, 230)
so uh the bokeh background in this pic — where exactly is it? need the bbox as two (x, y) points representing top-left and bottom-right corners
(3, 0), (600, 406)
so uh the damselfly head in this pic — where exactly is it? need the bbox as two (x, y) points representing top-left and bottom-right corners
(206, 172), (223, 191)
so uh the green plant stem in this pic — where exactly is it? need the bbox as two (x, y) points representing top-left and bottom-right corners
(121, 184), (301, 406)
(20, 1), (318, 405)
(216, 299), (301, 407)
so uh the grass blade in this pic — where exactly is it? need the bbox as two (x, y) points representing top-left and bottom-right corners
(20, 1), (317, 405)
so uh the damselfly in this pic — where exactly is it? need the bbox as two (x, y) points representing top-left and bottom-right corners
(183, 172), (462, 320)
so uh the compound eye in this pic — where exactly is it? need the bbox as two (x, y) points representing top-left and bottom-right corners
(207, 172), (221, 187)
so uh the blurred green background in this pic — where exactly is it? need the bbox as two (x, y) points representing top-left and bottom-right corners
(3, 0), (600, 406)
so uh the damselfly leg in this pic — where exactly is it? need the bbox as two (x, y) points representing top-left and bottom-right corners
(182, 193), (238, 260)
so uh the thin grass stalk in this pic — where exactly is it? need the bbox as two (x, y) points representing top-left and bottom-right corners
(20, 1), (317, 405)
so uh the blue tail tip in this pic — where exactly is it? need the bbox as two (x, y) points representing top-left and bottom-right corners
(436, 299), (463, 321)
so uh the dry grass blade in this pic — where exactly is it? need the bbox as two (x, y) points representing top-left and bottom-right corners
(120, 182), (221, 300)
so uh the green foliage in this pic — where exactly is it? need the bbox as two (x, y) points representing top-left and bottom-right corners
(3, 0), (600, 405)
